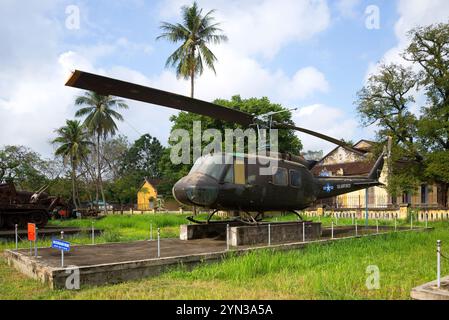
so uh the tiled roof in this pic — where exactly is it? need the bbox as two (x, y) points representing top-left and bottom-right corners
(312, 161), (374, 177)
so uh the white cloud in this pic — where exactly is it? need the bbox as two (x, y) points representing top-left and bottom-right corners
(292, 104), (358, 153)
(0, 0), (333, 158)
(365, 0), (449, 79)
(159, 0), (331, 59)
(336, 0), (361, 18)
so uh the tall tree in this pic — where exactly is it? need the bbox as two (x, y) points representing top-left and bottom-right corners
(121, 134), (165, 179)
(356, 63), (421, 196)
(75, 91), (128, 212)
(157, 1), (228, 97)
(52, 120), (92, 209)
(0, 145), (48, 190)
(405, 22), (449, 205)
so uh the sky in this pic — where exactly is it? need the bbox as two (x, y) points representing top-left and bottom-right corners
(1, 0), (449, 158)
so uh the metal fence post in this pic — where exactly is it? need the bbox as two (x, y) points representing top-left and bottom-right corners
(394, 217), (397, 232)
(331, 221), (334, 239)
(302, 222), (305, 242)
(425, 211), (428, 228)
(376, 219), (379, 234)
(150, 223), (153, 241)
(91, 221), (95, 245)
(61, 231), (64, 268)
(226, 224), (230, 251)
(157, 228), (160, 258)
(268, 224), (271, 246)
(437, 240), (441, 288)
(15, 224), (18, 251)
(355, 220), (358, 237)
(411, 213), (413, 230)
(34, 227), (38, 257)
(352, 214), (355, 226)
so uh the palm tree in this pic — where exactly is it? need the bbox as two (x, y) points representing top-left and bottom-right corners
(74, 91), (128, 213)
(157, 1), (228, 97)
(52, 120), (92, 210)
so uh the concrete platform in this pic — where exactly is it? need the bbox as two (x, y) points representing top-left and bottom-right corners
(4, 226), (432, 289)
(411, 276), (449, 300)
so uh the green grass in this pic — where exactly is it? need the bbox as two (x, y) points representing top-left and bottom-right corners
(0, 214), (448, 300)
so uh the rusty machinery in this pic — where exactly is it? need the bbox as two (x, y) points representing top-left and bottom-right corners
(0, 182), (67, 229)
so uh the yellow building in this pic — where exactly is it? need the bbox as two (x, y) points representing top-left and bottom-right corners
(137, 178), (160, 210)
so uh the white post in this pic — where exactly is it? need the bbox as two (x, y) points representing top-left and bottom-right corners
(15, 224), (18, 251)
(157, 228), (160, 258)
(302, 222), (305, 242)
(34, 227), (38, 257)
(437, 240), (441, 288)
(411, 213), (413, 230)
(425, 211), (428, 228)
(352, 214), (355, 226)
(268, 224), (271, 246)
(394, 217), (397, 232)
(226, 224), (230, 251)
(331, 221), (334, 239)
(376, 219), (379, 234)
(355, 220), (358, 237)
(91, 221), (95, 245)
(61, 231), (64, 268)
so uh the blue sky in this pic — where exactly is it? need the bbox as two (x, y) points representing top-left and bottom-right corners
(1, 0), (449, 157)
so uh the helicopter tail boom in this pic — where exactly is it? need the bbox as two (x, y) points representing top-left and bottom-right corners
(315, 152), (386, 200)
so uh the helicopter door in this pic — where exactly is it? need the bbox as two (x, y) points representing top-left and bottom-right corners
(264, 166), (290, 209)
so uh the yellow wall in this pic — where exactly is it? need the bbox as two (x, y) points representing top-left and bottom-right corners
(137, 181), (158, 210)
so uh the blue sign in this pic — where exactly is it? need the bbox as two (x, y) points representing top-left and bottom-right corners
(52, 239), (71, 252)
(323, 183), (334, 193)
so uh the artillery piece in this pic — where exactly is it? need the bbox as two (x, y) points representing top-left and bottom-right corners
(0, 182), (66, 229)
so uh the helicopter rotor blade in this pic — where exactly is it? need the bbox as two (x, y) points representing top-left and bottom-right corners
(272, 122), (365, 154)
(65, 70), (254, 126)
(66, 70), (366, 153)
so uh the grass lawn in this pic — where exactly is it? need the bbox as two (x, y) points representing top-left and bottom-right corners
(0, 213), (448, 300)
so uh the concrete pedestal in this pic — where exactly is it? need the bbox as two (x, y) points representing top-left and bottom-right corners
(230, 222), (322, 246)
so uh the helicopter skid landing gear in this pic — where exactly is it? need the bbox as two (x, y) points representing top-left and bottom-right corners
(186, 209), (219, 224)
(290, 210), (304, 221)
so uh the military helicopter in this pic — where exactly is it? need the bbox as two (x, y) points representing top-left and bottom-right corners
(65, 70), (385, 223)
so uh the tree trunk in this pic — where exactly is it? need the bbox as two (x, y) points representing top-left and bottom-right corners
(190, 69), (195, 98)
(71, 158), (78, 211)
(97, 134), (107, 215)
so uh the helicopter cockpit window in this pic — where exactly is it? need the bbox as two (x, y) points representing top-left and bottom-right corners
(290, 170), (302, 188)
(189, 154), (227, 180)
(272, 167), (288, 186)
(223, 165), (234, 183)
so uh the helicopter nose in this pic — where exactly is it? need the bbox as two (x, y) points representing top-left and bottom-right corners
(172, 174), (219, 207)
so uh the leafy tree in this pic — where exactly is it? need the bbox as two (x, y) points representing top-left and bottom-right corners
(52, 120), (92, 209)
(157, 1), (228, 97)
(75, 91), (129, 212)
(356, 63), (421, 196)
(0, 145), (48, 191)
(121, 134), (165, 179)
(405, 21), (449, 205)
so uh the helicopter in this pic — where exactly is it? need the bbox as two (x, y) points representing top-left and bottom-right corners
(65, 70), (385, 223)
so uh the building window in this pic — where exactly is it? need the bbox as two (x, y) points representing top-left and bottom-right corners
(402, 192), (411, 204)
(421, 184), (427, 204)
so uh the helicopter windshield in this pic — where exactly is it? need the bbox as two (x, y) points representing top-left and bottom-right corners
(189, 154), (232, 180)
